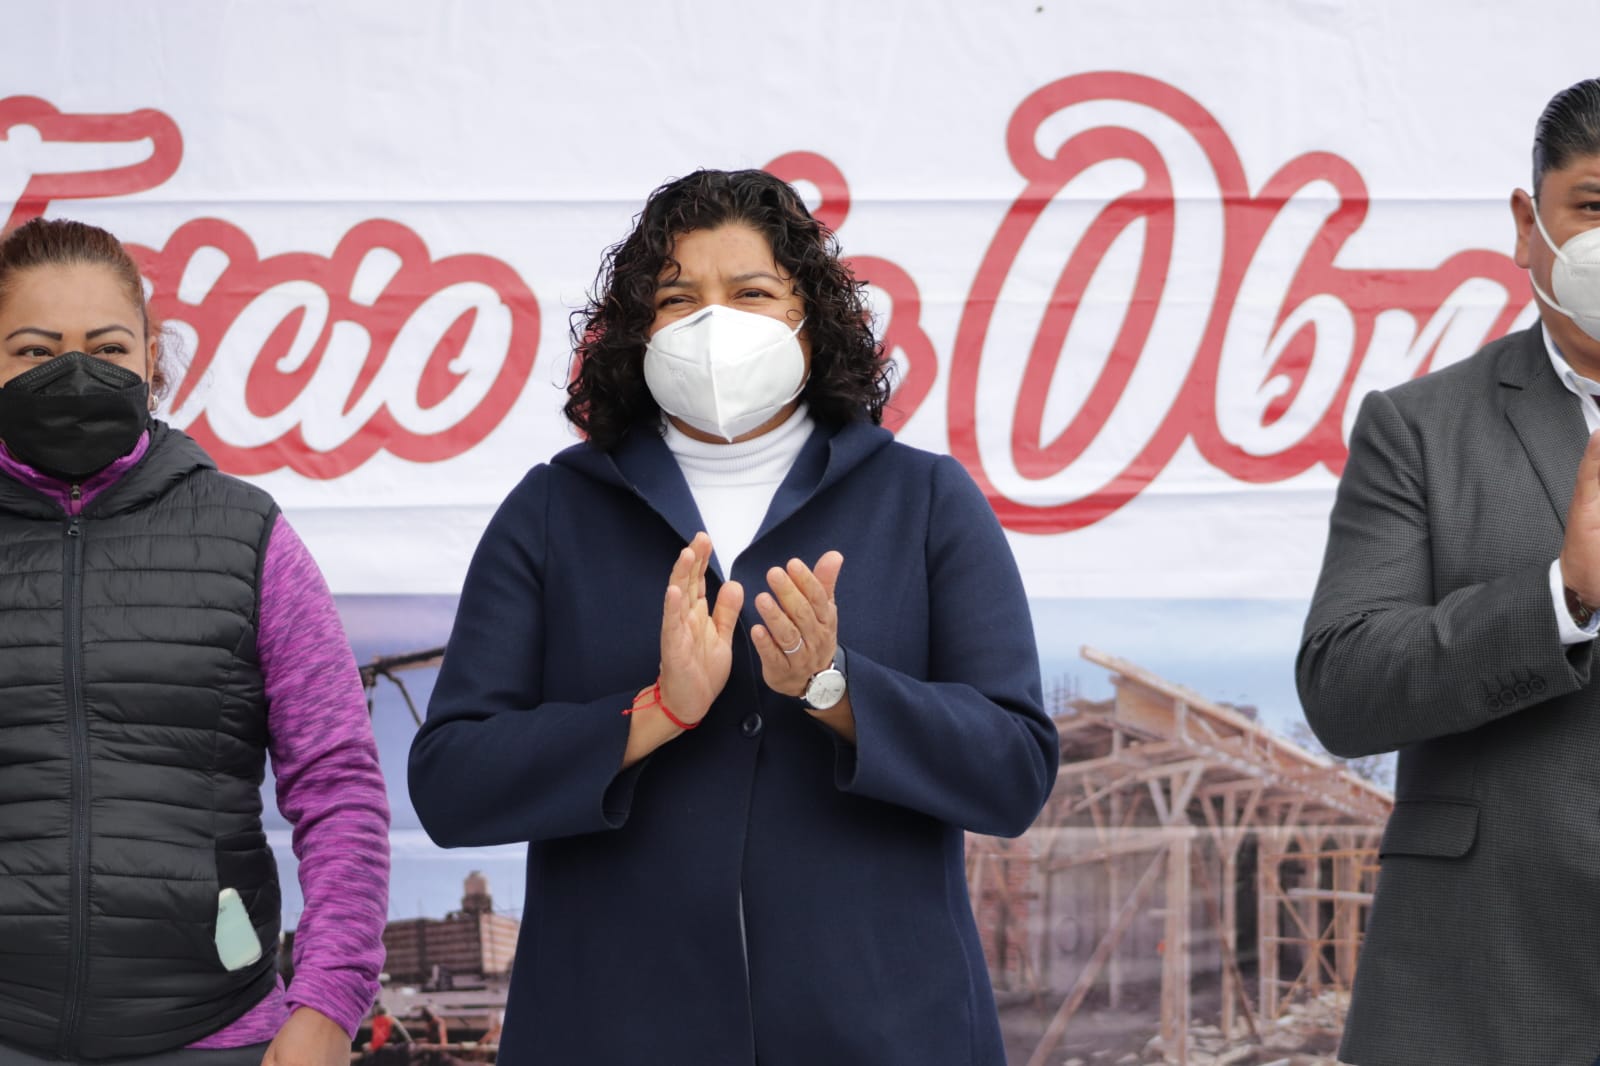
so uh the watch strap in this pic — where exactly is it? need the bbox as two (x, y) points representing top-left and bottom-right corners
(1566, 584), (1598, 630)
(803, 647), (848, 711)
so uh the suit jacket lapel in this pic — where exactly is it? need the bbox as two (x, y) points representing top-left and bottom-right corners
(1503, 326), (1590, 529)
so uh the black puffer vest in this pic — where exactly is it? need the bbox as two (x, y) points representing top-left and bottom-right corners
(0, 422), (282, 1060)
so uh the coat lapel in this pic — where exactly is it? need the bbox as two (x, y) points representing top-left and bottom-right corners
(573, 417), (894, 575)
(1503, 327), (1590, 529)
(752, 419), (893, 545)
(605, 425), (709, 551)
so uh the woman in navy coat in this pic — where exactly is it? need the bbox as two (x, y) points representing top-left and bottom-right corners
(409, 169), (1058, 1066)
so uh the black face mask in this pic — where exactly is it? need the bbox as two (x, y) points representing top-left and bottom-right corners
(0, 351), (150, 482)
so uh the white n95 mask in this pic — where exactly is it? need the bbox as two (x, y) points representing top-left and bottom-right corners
(643, 303), (807, 441)
(1530, 204), (1600, 342)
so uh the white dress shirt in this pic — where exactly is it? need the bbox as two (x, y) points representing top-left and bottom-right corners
(1541, 326), (1600, 643)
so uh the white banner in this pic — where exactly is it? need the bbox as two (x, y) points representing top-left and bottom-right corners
(9, 1), (1587, 599)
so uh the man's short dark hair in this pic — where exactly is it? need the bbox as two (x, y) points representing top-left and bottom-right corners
(1533, 78), (1600, 196)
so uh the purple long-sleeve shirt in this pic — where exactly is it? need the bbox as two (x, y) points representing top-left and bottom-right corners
(0, 433), (390, 1047)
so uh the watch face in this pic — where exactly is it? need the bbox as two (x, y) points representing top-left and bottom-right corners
(805, 668), (847, 710)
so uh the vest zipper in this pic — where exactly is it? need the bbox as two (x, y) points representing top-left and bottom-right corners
(56, 514), (89, 1058)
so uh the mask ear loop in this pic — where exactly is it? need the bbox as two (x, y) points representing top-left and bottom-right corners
(1529, 197), (1579, 322)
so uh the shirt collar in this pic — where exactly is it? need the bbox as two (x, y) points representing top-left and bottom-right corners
(1544, 323), (1600, 400)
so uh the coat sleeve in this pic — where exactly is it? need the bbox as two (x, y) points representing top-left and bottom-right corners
(408, 467), (647, 847)
(830, 455), (1058, 838)
(1296, 387), (1591, 758)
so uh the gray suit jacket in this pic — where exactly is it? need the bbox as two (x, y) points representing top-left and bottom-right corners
(1299, 326), (1600, 1066)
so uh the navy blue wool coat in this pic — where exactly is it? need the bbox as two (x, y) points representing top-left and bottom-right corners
(409, 418), (1057, 1066)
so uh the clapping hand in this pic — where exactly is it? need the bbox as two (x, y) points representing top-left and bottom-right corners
(749, 552), (844, 698)
(657, 532), (744, 726)
(1562, 430), (1600, 611)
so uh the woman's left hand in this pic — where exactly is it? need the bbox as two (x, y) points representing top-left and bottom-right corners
(260, 1007), (350, 1066)
(750, 551), (844, 698)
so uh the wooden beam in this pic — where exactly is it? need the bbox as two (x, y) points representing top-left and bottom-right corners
(1148, 778), (1171, 826)
(1257, 835), (1280, 1019)
(1054, 742), (1182, 780)
(1040, 830), (1175, 871)
(1192, 845), (1260, 1043)
(1169, 766), (1205, 824)
(1026, 851), (1167, 1066)
(1108, 788), (1124, 1009)
(1286, 888), (1374, 903)
(1058, 773), (1138, 826)
(1160, 834), (1191, 1065)
(1334, 852), (1364, 989)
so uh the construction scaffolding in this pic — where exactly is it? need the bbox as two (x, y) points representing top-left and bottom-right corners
(967, 647), (1392, 1066)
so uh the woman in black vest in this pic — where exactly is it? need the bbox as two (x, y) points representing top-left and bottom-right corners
(0, 218), (391, 1066)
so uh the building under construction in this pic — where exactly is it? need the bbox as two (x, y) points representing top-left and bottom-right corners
(969, 647), (1392, 1066)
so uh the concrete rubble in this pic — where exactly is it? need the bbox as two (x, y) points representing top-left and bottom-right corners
(1060, 991), (1351, 1066)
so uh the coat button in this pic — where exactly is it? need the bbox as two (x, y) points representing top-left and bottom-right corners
(741, 713), (763, 738)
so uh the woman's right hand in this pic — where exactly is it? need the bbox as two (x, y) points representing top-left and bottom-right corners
(659, 532), (744, 722)
(624, 533), (743, 766)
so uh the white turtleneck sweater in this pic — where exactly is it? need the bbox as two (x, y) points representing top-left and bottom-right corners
(662, 405), (815, 573)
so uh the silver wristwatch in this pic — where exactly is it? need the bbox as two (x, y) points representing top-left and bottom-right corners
(802, 650), (848, 711)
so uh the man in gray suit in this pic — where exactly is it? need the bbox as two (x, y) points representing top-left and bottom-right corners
(1299, 79), (1600, 1066)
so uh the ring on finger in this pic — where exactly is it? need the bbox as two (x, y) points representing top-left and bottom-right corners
(782, 636), (804, 655)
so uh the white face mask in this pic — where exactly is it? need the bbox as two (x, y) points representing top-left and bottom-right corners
(1529, 202), (1600, 342)
(643, 304), (807, 441)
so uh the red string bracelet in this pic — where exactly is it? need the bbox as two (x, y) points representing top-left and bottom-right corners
(621, 680), (697, 730)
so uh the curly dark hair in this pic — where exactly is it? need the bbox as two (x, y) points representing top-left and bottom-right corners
(565, 169), (891, 448)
